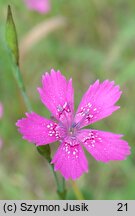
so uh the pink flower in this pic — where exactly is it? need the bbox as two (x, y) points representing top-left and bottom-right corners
(16, 69), (130, 180)
(0, 103), (3, 119)
(0, 139), (3, 150)
(24, 0), (50, 14)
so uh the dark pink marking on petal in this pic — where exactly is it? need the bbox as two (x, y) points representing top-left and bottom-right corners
(51, 141), (88, 180)
(74, 80), (122, 128)
(78, 129), (131, 162)
(16, 112), (60, 146)
(38, 69), (74, 126)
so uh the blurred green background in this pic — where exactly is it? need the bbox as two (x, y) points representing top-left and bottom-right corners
(0, 0), (135, 199)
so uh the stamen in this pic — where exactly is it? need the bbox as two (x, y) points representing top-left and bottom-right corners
(56, 102), (72, 128)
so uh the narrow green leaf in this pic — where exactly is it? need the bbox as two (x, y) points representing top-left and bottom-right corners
(6, 5), (19, 65)
(37, 145), (51, 162)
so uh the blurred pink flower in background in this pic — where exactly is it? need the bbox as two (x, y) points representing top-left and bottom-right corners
(0, 103), (3, 119)
(24, 0), (51, 14)
(0, 139), (3, 149)
(0, 102), (3, 149)
(16, 70), (130, 180)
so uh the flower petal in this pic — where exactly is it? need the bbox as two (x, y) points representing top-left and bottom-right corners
(78, 129), (131, 162)
(51, 142), (88, 180)
(16, 112), (59, 146)
(38, 69), (74, 125)
(74, 80), (122, 128)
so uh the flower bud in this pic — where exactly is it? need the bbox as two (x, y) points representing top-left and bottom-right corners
(6, 5), (19, 65)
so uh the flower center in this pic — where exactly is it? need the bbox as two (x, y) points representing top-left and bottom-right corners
(68, 126), (75, 136)
(64, 124), (79, 146)
(55, 122), (79, 146)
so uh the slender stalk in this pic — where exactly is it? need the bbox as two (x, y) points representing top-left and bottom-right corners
(70, 180), (84, 200)
(11, 62), (32, 112)
(49, 164), (60, 191)
(49, 163), (66, 199)
(62, 176), (66, 192)
(21, 90), (32, 112)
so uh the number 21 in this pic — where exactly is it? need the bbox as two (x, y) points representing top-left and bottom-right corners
(117, 203), (128, 211)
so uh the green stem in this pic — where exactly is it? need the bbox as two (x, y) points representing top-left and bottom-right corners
(49, 163), (66, 199)
(62, 176), (66, 192)
(11, 60), (32, 112)
(49, 163), (60, 191)
(21, 89), (32, 112)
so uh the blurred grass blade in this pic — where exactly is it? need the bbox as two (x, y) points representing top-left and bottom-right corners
(116, 61), (135, 84)
(104, 18), (135, 70)
(6, 5), (19, 65)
